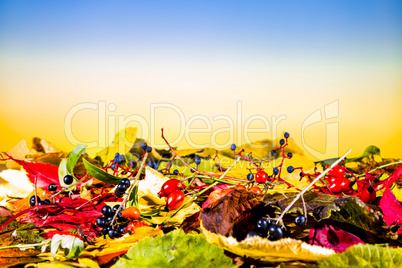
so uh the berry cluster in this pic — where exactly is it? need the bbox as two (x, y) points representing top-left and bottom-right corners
(96, 205), (130, 239)
(246, 215), (306, 241)
(115, 178), (131, 198)
(29, 174), (77, 207)
(158, 179), (185, 210)
(29, 195), (51, 207)
(231, 132), (296, 193)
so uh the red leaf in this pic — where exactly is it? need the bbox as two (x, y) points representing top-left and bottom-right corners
(14, 159), (59, 190)
(374, 165), (402, 191)
(308, 224), (365, 252)
(379, 188), (402, 226)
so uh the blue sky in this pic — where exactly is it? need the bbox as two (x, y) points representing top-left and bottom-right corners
(0, 1), (401, 158)
(1, 0), (400, 60)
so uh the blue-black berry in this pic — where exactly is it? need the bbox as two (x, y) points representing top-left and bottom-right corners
(273, 167), (279, 175)
(280, 139), (285, 146)
(246, 230), (261, 238)
(295, 215), (306, 227)
(284, 132), (290, 138)
(271, 150), (276, 156)
(63, 175), (74, 185)
(230, 144), (236, 151)
(146, 146), (152, 153)
(287, 166), (294, 173)
(195, 157), (201, 165)
(120, 178), (130, 187)
(141, 142), (147, 151)
(173, 169), (179, 175)
(101, 205), (113, 217)
(48, 183), (57, 192)
(247, 173), (254, 181)
(268, 224), (284, 241)
(287, 152), (293, 159)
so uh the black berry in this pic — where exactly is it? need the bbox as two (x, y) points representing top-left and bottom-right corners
(63, 175), (74, 185)
(268, 224), (284, 241)
(101, 205), (113, 217)
(48, 183), (57, 192)
(295, 215), (306, 227)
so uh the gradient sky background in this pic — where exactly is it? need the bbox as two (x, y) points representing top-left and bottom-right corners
(0, 0), (401, 160)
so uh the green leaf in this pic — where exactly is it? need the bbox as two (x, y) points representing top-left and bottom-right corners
(361, 145), (381, 157)
(312, 196), (390, 238)
(128, 184), (139, 208)
(83, 158), (122, 184)
(51, 234), (84, 260)
(140, 208), (161, 217)
(78, 258), (101, 268)
(315, 244), (402, 268)
(111, 229), (235, 268)
(66, 145), (87, 175)
(58, 158), (68, 182)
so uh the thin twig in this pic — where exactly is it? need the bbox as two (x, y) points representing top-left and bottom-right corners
(275, 148), (352, 225)
(110, 152), (149, 227)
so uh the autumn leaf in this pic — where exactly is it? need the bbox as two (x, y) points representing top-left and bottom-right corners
(200, 189), (265, 240)
(80, 226), (163, 265)
(15, 160), (59, 190)
(315, 243), (402, 268)
(308, 224), (365, 252)
(111, 229), (235, 268)
(380, 188), (402, 226)
(200, 221), (335, 262)
(95, 127), (138, 163)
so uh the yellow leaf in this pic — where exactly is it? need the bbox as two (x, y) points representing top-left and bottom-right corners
(200, 221), (334, 262)
(138, 167), (201, 225)
(0, 169), (34, 207)
(80, 226), (163, 265)
(95, 127), (138, 163)
(79, 185), (93, 201)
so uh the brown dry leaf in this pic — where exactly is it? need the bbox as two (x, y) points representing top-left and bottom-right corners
(200, 189), (266, 240)
(200, 221), (334, 262)
(80, 226), (163, 265)
(5, 139), (32, 170)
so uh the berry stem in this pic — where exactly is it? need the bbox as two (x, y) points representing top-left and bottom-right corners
(356, 160), (402, 177)
(161, 156), (241, 225)
(110, 151), (149, 227)
(161, 128), (247, 183)
(275, 148), (352, 226)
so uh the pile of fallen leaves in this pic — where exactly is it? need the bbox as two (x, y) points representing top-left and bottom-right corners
(0, 127), (401, 268)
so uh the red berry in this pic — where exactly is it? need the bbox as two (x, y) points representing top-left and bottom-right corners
(249, 186), (262, 195)
(255, 170), (268, 183)
(328, 177), (350, 194)
(166, 190), (185, 210)
(329, 165), (345, 179)
(358, 185), (376, 204)
(121, 207), (141, 220)
(158, 179), (184, 198)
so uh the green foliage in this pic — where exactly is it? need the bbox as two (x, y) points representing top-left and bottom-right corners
(78, 258), (100, 268)
(112, 229), (235, 268)
(128, 184), (139, 208)
(83, 158), (122, 184)
(313, 196), (386, 235)
(315, 243), (402, 268)
(51, 234), (84, 260)
(66, 145), (87, 175)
